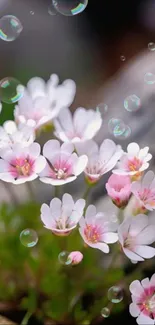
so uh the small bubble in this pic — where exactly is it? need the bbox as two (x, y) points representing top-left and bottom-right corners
(58, 251), (72, 265)
(144, 72), (155, 84)
(0, 15), (23, 42)
(101, 307), (110, 318)
(30, 11), (34, 15)
(48, 4), (57, 15)
(124, 94), (141, 112)
(148, 42), (155, 51)
(108, 286), (123, 303)
(20, 229), (38, 247)
(114, 125), (131, 139)
(96, 103), (108, 115)
(120, 55), (126, 61)
(108, 118), (126, 136)
(52, 0), (88, 16)
(0, 77), (24, 104)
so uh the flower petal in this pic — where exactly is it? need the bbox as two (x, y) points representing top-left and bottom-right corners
(85, 205), (97, 220)
(123, 248), (144, 262)
(73, 155), (88, 176)
(133, 245), (155, 259)
(103, 232), (118, 244)
(43, 140), (60, 159)
(127, 142), (140, 155)
(129, 214), (148, 237)
(129, 303), (140, 317)
(136, 225), (155, 245)
(129, 280), (144, 297)
(137, 314), (154, 325)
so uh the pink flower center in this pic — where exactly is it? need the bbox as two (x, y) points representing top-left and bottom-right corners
(49, 155), (73, 180)
(127, 157), (142, 172)
(84, 224), (101, 243)
(124, 235), (135, 250)
(10, 157), (34, 178)
(138, 289), (155, 318)
(138, 188), (155, 206)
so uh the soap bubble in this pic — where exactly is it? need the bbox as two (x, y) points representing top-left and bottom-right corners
(0, 15), (23, 42)
(52, 0), (88, 16)
(48, 4), (57, 15)
(120, 55), (126, 61)
(124, 95), (141, 112)
(20, 229), (38, 248)
(101, 307), (110, 318)
(148, 42), (155, 51)
(114, 125), (131, 139)
(0, 77), (24, 104)
(96, 103), (108, 115)
(144, 72), (155, 84)
(58, 251), (72, 265)
(30, 11), (34, 15)
(108, 286), (123, 303)
(108, 118), (126, 136)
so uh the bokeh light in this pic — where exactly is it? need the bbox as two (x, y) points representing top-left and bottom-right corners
(20, 229), (38, 248)
(144, 72), (155, 85)
(124, 95), (141, 112)
(120, 55), (126, 61)
(101, 307), (110, 318)
(0, 78), (24, 104)
(52, 0), (88, 16)
(0, 15), (23, 42)
(108, 286), (123, 303)
(58, 251), (72, 265)
(148, 42), (155, 51)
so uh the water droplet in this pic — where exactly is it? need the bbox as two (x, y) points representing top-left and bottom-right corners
(0, 15), (23, 42)
(108, 118), (126, 136)
(148, 42), (155, 51)
(20, 229), (38, 247)
(120, 55), (126, 61)
(108, 286), (123, 303)
(48, 4), (57, 15)
(0, 78), (24, 104)
(144, 72), (155, 84)
(52, 0), (88, 16)
(58, 251), (72, 265)
(124, 94), (141, 112)
(101, 307), (110, 318)
(114, 125), (131, 139)
(30, 11), (34, 15)
(96, 103), (108, 115)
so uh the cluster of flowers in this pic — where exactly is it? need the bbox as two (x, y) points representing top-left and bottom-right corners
(1, 75), (155, 324)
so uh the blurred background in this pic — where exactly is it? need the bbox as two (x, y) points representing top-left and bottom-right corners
(0, 0), (155, 324)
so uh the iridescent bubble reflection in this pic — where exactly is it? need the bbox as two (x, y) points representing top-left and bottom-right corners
(20, 229), (38, 248)
(108, 286), (123, 303)
(58, 251), (72, 265)
(0, 78), (24, 104)
(0, 15), (23, 42)
(124, 95), (141, 112)
(52, 0), (88, 16)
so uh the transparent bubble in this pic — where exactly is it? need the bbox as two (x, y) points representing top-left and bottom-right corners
(144, 72), (155, 84)
(148, 42), (155, 51)
(120, 55), (126, 61)
(0, 15), (23, 42)
(0, 78), (24, 104)
(30, 11), (34, 15)
(96, 103), (108, 115)
(108, 118), (126, 136)
(101, 307), (110, 318)
(20, 229), (38, 248)
(108, 286), (123, 303)
(114, 125), (131, 139)
(52, 0), (88, 16)
(48, 4), (57, 15)
(124, 94), (141, 112)
(58, 251), (72, 265)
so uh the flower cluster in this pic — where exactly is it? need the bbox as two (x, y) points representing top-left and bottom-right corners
(1, 74), (155, 323)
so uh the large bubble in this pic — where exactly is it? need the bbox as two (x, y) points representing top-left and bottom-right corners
(108, 286), (123, 303)
(124, 95), (141, 112)
(20, 229), (38, 248)
(144, 72), (155, 84)
(52, 0), (88, 16)
(0, 77), (24, 104)
(0, 15), (23, 42)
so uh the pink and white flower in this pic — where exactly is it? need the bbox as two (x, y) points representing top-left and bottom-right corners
(106, 174), (131, 208)
(14, 75), (76, 130)
(68, 251), (83, 265)
(75, 139), (123, 184)
(39, 140), (88, 186)
(0, 120), (35, 151)
(129, 274), (155, 324)
(113, 142), (152, 178)
(131, 171), (155, 211)
(0, 142), (46, 184)
(79, 205), (118, 253)
(54, 107), (102, 143)
(118, 214), (155, 262)
(41, 193), (85, 236)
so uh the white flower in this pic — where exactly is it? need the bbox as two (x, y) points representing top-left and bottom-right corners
(0, 120), (35, 151)
(113, 142), (152, 176)
(14, 74), (76, 130)
(129, 274), (155, 324)
(118, 214), (155, 262)
(39, 140), (88, 186)
(131, 170), (155, 211)
(54, 107), (102, 143)
(0, 142), (46, 184)
(75, 139), (123, 184)
(41, 193), (85, 236)
(79, 205), (118, 253)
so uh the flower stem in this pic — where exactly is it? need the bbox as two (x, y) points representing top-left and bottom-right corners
(21, 310), (32, 325)
(54, 186), (60, 198)
(83, 184), (91, 200)
(26, 182), (36, 201)
(2, 182), (18, 205)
